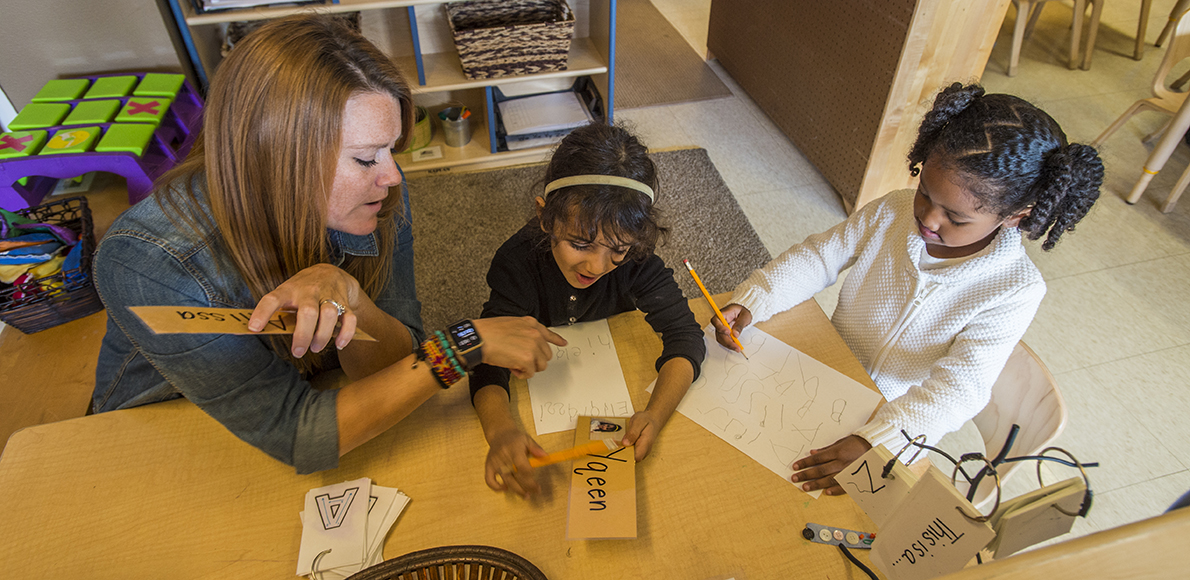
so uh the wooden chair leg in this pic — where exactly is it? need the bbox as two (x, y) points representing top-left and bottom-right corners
(1010, 1), (1034, 76)
(1070, 0), (1086, 70)
(1137, 0), (1153, 60)
(1081, 0), (1104, 70)
(1092, 101), (1147, 147)
(1157, 0), (1190, 47)
(1163, 162), (1190, 212)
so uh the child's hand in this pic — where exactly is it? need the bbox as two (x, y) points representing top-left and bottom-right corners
(484, 428), (548, 498)
(710, 304), (752, 352)
(790, 435), (872, 496)
(622, 409), (664, 461)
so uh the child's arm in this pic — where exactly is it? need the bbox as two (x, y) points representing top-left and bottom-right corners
(623, 357), (695, 460)
(628, 256), (707, 460)
(474, 383), (548, 497)
(729, 191), (895, 325)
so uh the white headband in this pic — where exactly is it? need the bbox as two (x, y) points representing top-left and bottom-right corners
(543, 174), (655, 202)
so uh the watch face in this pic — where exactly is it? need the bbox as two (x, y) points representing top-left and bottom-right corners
(452, 323), (480, 350)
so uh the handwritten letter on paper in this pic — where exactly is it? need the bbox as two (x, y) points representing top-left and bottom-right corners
(527, 320), (634, 435)
(836, 445), (918, 528)
(670, 325), (883, 497)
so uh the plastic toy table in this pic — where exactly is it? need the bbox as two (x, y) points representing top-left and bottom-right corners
(0, 73), (203, 211)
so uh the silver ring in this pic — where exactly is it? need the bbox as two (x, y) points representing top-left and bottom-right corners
(320, 298), (346, 316)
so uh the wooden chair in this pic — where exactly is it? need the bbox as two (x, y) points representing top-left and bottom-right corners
(345, 545), (548, 580)
(1094, 10), (1190, 211)
(1007, 0), (1103, 76)
(950, 342), (1067, 512)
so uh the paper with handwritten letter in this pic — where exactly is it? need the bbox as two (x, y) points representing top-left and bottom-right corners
(527, 320), (634, 435)
(837, 444), (919, 527)
(660, 325), (882, 498)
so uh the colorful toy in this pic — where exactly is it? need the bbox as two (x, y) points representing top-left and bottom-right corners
(0, 73), (203, 211)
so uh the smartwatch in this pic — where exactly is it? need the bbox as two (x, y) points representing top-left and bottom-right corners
(447, 319), (484, 371)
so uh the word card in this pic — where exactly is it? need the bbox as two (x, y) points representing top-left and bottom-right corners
(130, 306), (376, 341)
(658, 325), (882, 497)
(527, 320), (634, 435)
(869, 466), (995, 580)
(836, 444), (919, 528)
(297, 478), (410, 578)
(567, 416), (636, 539)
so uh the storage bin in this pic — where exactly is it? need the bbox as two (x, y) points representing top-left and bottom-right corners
(445, 0), (575, 80)
(0, 196), (102, 333)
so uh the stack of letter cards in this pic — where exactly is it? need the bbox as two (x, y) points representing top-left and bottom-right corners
(863, 465), (995, 580)
(985, 477), (1085, 557)
(528, 320), (634, 435)
(567, 416), (636, 539)
(296, 478), (410, 578)
(658, 325), (883, 498)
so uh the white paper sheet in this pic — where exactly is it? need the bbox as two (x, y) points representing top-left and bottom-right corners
(527, 319), (635, 435)
(498, 91), (592, 136)
(662, 325), (883, 497)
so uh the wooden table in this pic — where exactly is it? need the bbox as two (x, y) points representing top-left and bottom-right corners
(0, 296), (884, 578)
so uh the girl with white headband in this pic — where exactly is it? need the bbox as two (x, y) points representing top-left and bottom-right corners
(471, 123), (705, 498)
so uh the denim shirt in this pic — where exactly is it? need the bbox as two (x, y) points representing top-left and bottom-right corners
(92, 179), (424, 474)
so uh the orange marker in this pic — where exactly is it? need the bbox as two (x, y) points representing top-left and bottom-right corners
(528, 439), (622, 468)
(683, 259), (748, 358)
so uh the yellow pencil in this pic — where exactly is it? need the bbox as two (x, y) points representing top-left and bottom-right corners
(528, 439), (622, 468)
(683, 259), (748, 359)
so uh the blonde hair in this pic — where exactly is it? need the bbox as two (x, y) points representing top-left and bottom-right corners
(158, 14), (414, 373)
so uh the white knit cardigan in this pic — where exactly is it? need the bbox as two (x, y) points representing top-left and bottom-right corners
(730, 190), (1046, 451)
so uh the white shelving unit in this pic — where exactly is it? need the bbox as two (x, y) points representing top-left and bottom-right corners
(162, 0), (616, 174)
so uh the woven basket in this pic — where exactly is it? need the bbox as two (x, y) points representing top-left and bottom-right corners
(0, 196), (102, 333)
(445, 0), (575, 80)
(346, 545), (548, 580)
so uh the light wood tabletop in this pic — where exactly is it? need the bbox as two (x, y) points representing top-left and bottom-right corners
(0, 294), (885, 578)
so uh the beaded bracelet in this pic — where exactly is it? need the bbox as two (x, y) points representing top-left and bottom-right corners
(417, 331), (467, 389)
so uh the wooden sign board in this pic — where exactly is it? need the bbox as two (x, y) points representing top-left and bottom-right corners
(988, 477), (1085, 557)
(567, 416), (636, 539)
(130, 306), (376, 341)
(869, 465), (995, 580)
(837, 444), (918, 529)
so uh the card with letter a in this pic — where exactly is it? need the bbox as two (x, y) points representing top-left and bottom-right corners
(297, 477), (371, 575)
(566, 416), (636, 539)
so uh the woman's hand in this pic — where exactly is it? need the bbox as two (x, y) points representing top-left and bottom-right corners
(473, 317), (567, 378)
(790, 435), (872, 496)
(710, 304), (752, 353)
(247, 264), (363, 357)
(484, 427), (548, 497)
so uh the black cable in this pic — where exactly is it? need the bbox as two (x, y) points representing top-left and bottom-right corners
(837, 543), (879, 580)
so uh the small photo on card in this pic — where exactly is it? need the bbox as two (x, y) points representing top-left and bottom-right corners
(589, 417), (626, 440)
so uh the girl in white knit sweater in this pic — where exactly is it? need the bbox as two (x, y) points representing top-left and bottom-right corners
(713, 83), (1104, 496)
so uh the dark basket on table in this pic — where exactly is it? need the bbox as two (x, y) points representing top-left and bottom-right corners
(0, 196), (102, 333)
(445, 0), (575, 80)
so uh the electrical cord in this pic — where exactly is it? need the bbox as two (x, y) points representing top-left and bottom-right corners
(837, 543), (879, 580)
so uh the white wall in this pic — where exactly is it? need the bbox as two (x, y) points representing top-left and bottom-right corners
(0, 0), (182, 109)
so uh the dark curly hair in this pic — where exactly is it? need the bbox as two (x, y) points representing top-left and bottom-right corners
(537, 123), (667, 262)
(908, 83), (1104, 251)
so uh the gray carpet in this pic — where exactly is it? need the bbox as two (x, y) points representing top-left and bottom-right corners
(406, 148), (771, 331)
(614, 0), (733, 110)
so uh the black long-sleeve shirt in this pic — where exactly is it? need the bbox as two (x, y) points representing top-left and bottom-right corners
(469, 222), (705, 402)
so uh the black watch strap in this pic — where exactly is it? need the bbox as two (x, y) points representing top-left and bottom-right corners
(447, 319), (484, 370)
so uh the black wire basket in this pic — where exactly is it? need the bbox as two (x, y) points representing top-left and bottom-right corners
(0, 196), (102, 333)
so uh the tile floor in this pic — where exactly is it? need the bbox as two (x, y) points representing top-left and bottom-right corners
(637, 0), (1190, 543)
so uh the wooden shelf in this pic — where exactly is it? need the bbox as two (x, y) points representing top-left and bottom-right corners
(393, 116), (553, 173)
(184, 0), (458, 26)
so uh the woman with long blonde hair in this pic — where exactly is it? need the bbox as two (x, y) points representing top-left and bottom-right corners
(92, 14), (564, 473)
